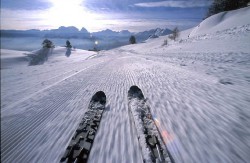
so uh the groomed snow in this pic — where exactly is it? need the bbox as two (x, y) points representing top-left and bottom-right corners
(1, 7), (250, 163)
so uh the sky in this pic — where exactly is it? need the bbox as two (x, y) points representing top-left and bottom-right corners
(0, 0), (212, 32)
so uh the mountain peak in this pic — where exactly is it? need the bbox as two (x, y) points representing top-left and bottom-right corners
(57, 26), (79, 32)
(80, 27), (88, 33)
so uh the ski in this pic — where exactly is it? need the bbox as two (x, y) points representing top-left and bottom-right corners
(128, 86), (174, 163)
(60, 91), (106, 163)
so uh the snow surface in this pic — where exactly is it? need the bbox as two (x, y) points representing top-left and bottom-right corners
(1, 7), (250, 163)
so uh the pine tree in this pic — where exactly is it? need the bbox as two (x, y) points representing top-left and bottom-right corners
(129, 36), (136, 44)
(206, 0), (249, 18)
(42, 39), (54, 48)
(66, 40), (72, 48)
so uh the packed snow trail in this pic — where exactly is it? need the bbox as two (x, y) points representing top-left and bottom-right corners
(1, 51), (250, 163)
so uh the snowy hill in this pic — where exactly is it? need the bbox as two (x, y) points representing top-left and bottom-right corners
(1, 7), (250, 163)
(0, 47), (97, 69)
(190, 6), (250, 36)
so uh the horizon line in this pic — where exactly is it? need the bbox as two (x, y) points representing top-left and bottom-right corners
(0, 26), (178, 33)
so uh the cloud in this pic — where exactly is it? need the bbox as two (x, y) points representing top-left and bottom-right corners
(1, 8), (199, 32)
(1, 7), (104, 31)
(134, 0), (212, 8)
(0, 0), (205, 32)
(0, 9), (51, 30)
(1, 5), (201, 32)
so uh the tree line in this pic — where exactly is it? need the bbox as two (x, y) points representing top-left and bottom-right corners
(206, 0), (249, 18)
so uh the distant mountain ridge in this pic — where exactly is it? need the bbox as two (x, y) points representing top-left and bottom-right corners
(1, 26), (172, 40)
(0, 26), (172, 50)
(44, 26), (90, 38)
(135, 28), (172, 41)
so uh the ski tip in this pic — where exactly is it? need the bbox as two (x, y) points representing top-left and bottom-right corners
(128, 85), (144, 99)
(129, 85), (141, 92)
(91, 91), (106, 105)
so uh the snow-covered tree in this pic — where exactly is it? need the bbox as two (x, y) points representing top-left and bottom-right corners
(168, 27), (179, 41)
(28, 39), (54, 65)
(42, 39), (54, 48)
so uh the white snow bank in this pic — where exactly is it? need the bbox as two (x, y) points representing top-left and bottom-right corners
(190, 7), (250, 36)
(1, 47), (97, 68)
(1, 49), (29, 68)
(25, 46), (96, 58)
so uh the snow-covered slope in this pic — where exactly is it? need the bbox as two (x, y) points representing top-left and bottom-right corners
(1, 7), (250, 163)
(1, 47), (97, 69)
(190, 6), (250, 36)
(1, 49), (30, 68)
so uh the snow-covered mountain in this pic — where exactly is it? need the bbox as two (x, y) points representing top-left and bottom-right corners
(1, 26), (91, 39)
(91, 28), (171, 39)
(44, 26), (90, 38)
(92, 29), (120, 37)
(135, 28), (172, 41)
(119, 30), (131, 36)
(1, 6), (250, 163)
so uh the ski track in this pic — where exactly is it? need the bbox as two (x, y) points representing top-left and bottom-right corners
(1, 52), (250, 163)
(1, 56), (109, 108)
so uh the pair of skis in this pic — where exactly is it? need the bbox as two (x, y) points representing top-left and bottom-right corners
(60, 86), (174, 163)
